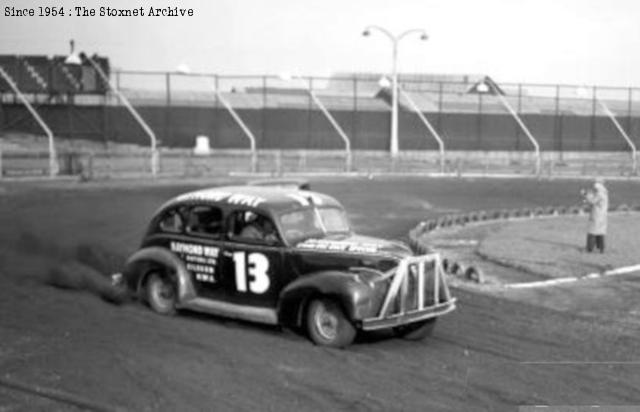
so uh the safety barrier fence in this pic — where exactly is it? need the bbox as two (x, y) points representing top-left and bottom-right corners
(3, 73), (640, 175)
(0, 149), (636, 179)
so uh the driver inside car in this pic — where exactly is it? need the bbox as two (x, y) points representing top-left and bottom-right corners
(239, 213), (278, 243)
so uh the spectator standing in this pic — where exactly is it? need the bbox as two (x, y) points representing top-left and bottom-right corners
(582, 178), (609, 253)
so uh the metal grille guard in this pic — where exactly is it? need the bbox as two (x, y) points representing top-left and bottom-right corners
(361, 253), (456, 330)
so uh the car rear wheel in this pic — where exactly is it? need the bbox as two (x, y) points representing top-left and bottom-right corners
(393, 318), (437, 341)
(146, 272), (177, 315)
(306, 298), (356, 348)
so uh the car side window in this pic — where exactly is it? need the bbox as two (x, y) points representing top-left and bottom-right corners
(186, 205), (224, 238)
(157, 208), (185, 234)
(229, 210), (279, 245)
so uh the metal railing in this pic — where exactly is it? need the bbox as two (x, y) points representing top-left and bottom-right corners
(361, 253), (456, 330)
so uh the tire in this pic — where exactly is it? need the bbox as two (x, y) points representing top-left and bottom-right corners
(146, 272), (177, 315)
(306, 298), (356, 348)
(393, 318), (437, 341)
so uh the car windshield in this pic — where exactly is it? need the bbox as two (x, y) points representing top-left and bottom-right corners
(279, 207), (350, 244)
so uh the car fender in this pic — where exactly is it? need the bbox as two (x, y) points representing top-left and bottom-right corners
(123, 246), (196, 303)
(278, 270), (374, 327)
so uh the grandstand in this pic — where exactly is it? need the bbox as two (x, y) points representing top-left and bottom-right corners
(0, 54), (109, 98)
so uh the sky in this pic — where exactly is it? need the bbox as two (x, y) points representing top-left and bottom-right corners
(1, 0), (640, 87)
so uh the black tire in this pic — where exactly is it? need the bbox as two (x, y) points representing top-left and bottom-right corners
(306, 298), (356, 348)
(146, 272), (177, 315)
(393, 318), (437, 341)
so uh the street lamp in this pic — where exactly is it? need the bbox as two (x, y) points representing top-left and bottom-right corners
(362, 26), (428, 157)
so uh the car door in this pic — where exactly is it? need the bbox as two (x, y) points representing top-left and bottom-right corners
(219, 209), (285, 309)
(165, 204), (227, 300)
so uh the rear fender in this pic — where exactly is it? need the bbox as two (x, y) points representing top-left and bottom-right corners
(123, 247), (195, 303)
(278, 271), (373, 328)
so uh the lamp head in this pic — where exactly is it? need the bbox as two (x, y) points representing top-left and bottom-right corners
(378, 76), (391, 88)
(64, 39), (82, 65)
(576, 86), (590, 99)
(279, 72), (292, 81)
(362, 29), (370, 37)
(477, 82), (490, 93)
(420, 33), (429, 41)
(64, 53), (82, 65)
(176, 63), (191, 75)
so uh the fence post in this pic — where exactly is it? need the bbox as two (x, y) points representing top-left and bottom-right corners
(554, 87), (561, 154)
(298, 150), (306, 172)
(590, 86), (597, 150)
(303, 76), (352, 172)
(595, 92), (637, 175)
(477, 93), (483, 149)
(262, 75), (267, 146)
(87, 60), (158, 176)
(307, 76), (313, 148)
(554, 85), (561, 162)
(627, 87), (633, 137)
(214, 74), (219, 145)
(165, 72), (172, 146)
(437, 82), (443, 133)
(83, 153), (94, 181)
(400, 88), (445, 173)
(0, 66), (59, 177)
(352, 75), (358, 148)
(276, 150), (282, 176)
(495, 86), (541, 176)
(516, 83), (522, 150)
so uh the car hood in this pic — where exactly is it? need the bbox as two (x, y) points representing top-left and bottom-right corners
(290, 234), (413, 276)
(294, 233), (412, 259)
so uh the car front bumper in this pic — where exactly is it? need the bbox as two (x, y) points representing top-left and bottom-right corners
(360, 253), (457, 331)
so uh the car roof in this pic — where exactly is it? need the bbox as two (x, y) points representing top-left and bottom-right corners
(247, 178), (310, 190)
(161, 185), (342, 214)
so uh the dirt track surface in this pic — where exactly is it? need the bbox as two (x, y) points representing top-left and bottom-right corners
(1, 177), (640, 411)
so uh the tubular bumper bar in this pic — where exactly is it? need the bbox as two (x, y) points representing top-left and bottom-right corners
(361, 253), (456, 330)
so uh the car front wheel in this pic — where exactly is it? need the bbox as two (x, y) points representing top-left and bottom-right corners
(306, 298), (356, 348)
(146, 272), (177, 315)
(393, 318), (437, 341)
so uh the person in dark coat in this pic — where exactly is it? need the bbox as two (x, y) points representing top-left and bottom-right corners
(582, 178), (608, 253)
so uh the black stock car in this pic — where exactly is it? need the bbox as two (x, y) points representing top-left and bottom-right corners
(115, 185), (456, 347)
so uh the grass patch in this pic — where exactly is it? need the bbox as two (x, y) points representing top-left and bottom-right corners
(477, 213), (640, 279)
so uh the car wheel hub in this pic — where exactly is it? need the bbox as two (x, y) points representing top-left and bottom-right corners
(151, 280), (174, 309)
(314, 304), (338, 340)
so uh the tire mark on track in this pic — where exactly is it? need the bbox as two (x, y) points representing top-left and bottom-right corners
(0, 375), (123, 412)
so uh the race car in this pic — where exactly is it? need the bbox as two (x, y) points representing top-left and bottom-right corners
(114, 184), (456, 347)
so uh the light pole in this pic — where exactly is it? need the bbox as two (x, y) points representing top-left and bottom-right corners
(362, 26), (428, 157)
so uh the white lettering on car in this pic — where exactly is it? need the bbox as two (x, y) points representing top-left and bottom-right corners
(176, 190), (265, 208)
(195, 273), (216, 283)
(297, 239), (379, 254)
(171, 241), (220, 283)
(176, 190), (231, 203)
(227, 193), (266, 208)
(233, 251), (270, 294)
(170, 241), (203, 255)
